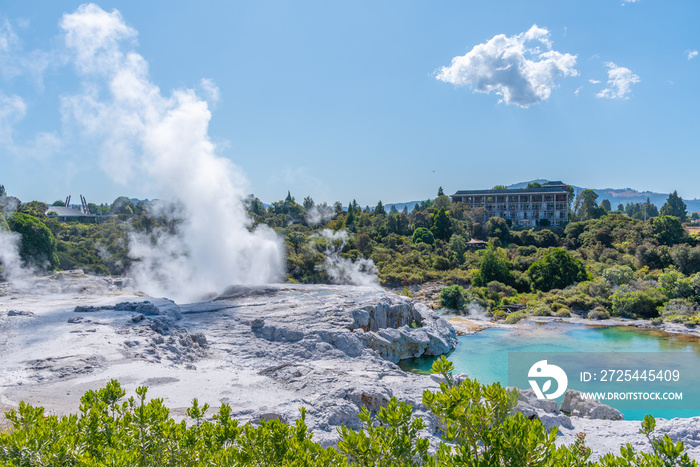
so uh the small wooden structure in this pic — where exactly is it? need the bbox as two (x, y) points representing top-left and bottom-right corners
(466, 238), (488, 250)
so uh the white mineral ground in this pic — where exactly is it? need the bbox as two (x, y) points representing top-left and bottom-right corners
(0, 271), (698, 461)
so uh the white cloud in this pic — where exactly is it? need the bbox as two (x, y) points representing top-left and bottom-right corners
(436, 25), (578, 108)
(0, 93), (26, 143)
(687, 50), (698, 60)
(200, 78), (220, 106)
(589, 79), (601, 84)
(0, 16), (54, 87)
(0, 18), (19, 52)
(596, 62), (640, 99)
(9, 131), (63, 160)
(621, 0), (639, 3)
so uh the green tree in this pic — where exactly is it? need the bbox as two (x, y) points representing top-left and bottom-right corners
(18, 201), (49, 219)
(526, 181), (542, 189)
(431, 209), (452, 240)
(691, 212), (699, 221)
(486, 217), (510, 243)
(600, 199), (612, 212)
(527, 248), (588, 291)
(374, 200), (386, 216)
(437, 186), (445, 197)
(110, 196), (136, 215)
(439, 285), (465, 310)
(576, 189), (602, 220)
(449, 234), (467, 265)
(433, 195), (451, 210)
(302, 196), (314, 210)
(651, 215), (686, 246)
(388, 204), (399, 215)
(8, 212), (59, 270)
(659, 190), (688, 222)
(492, 185), (508, 190)
(411, 227), (434, 245)
(345, 201), (355, 230)
(473, 248), (512, 287)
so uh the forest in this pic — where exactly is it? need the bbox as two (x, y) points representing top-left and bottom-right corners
(1, 183), (699, 326)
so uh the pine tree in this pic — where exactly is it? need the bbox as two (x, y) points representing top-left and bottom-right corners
(437, 186), (445, 197)
(659, 190), (687, 222)
(431, 209), (452, 240)
(374, 201), (386, 216)
(345, 201), (355, 230)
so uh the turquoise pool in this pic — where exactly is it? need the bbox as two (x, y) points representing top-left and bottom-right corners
(400, 322), (700, 420)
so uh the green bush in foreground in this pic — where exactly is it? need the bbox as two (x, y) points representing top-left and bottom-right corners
(1, 361), (695, 466)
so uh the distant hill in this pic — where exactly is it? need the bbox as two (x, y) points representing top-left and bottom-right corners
(507, 179), (700, 213)
(385, 201), (421, 212)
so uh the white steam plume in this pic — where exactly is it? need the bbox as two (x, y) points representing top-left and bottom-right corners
(313, 229), (379, 288)
(305, 203), (335, 227)
(60, 4), (284, 302)
(0, 229), (34, 289)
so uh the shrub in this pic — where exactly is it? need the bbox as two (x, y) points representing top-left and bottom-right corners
(411, 227), (434, 245)
(432, 255), (450, 271)
(671, 244), (700, 275)
(555, 308), (572, 318)
(486, 280), (517, 298)
(611, 287), (667, 318)
(463, 290), (489, 312)
(602, 265), (634, 286)
(658, 270), (693, 299)
(692, 272), (700, 300)
(439, 285), (465, 311)
(587, 307), (611, 320)
(659, 298), (699, 317)
(7, 212), (60, 270)
(491, 310), (507, 320)
(1, 369), (695, 466)
(528, 303), (552, 316)
(505, 311), (527, 324)
(516, 245), (537, 256)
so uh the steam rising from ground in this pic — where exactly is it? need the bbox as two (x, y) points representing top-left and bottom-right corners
(59, 4), (284, 302)
(305, 203), (335, 227)
(313, 229), (379, 288)
(0, 230), (33, 290)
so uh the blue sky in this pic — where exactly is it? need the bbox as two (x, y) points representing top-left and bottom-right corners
(1, 0), (698, 207)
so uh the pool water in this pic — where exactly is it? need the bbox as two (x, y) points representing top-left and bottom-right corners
(399, 322), (700, 420)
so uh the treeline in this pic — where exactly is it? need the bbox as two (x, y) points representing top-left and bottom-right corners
(2, 183), (699, 324)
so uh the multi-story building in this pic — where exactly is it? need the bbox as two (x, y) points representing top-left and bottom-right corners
(450, 182), (570, 227)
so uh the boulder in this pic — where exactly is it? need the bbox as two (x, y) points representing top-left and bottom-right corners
(561, 389), (624, 420)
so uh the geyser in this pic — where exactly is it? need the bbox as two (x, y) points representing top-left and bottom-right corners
(60, 4), (284, 302)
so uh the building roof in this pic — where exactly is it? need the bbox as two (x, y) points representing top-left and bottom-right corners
(451, 185), (569, 197)
(46, 206), (86, 217)
(467, 238), (488, 244)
